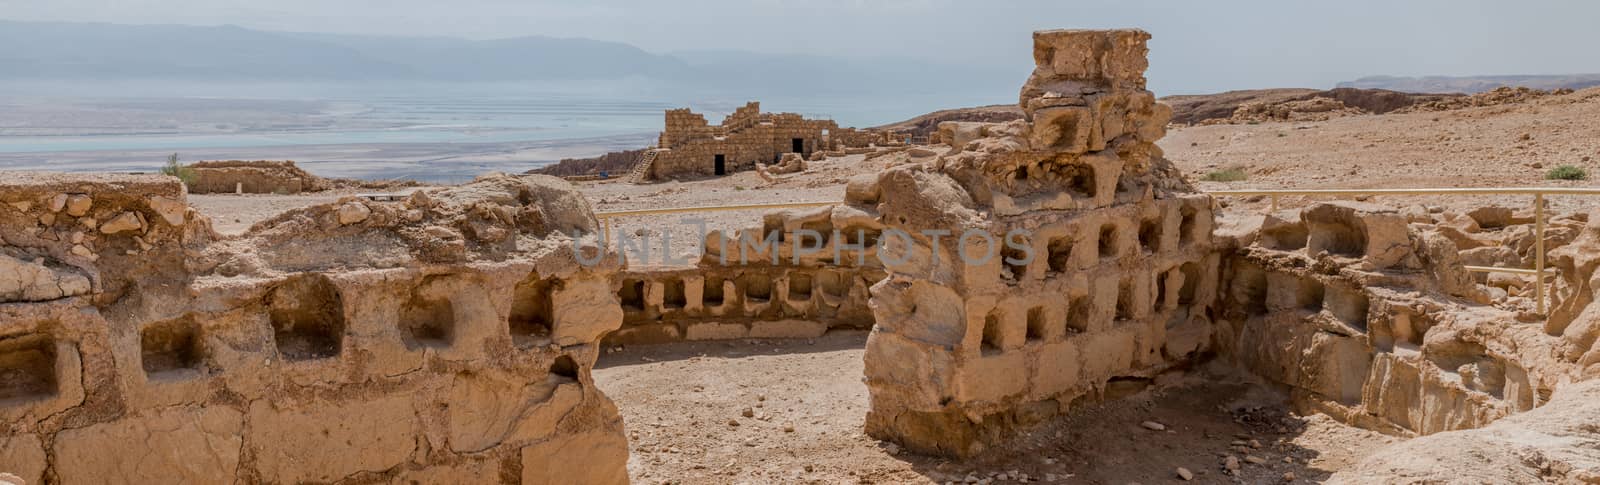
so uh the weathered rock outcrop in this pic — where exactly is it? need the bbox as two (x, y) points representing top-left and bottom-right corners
(0, 172), (628, 484)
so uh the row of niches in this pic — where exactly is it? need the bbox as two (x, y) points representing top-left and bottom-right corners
(1227, 261), (1373, 334)
(1000, 204), (1205, 282)
(981, 260), (1207, 355)
(617, 268), (875, 323)
(125, 271), (561, 384)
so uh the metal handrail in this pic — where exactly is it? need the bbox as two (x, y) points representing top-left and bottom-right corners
(1210, 187), (1600, 313)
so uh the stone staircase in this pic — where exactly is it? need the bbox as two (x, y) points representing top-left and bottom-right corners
(626, 149), (659, 184)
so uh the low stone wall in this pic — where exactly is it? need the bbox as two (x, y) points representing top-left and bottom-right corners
(606, 204), (887, 345)
(188, 160), (326, 194)
(0, 172), (630, 484)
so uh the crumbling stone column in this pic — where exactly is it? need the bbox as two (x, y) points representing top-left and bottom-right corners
(859, 29), (1218, 457)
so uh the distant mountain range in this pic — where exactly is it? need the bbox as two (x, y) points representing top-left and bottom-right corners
(0, 19), (1019, 95)
(1337, 74), (1600, 94)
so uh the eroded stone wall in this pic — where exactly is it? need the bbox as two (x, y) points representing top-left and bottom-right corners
(0, 172), (629, 484)
(1212, 201), (1599, 438)
(187, 160), (329, 195)
(856, 29), (1218, 457)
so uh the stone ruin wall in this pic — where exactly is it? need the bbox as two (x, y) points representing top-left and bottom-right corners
(187, 160), (329, 195)
(854, 29), (1218, 457)
(843, 28), (1600, 460)
(0, 173), (630, 484)
(606, 204), (887, 345)
(1213, 202), (1577, 436)
(650, 101), (902, 180)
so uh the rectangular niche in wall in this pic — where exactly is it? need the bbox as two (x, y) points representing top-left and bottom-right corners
(662, 278), (687, 310)
(266, 274), (345, 361)
(400, 276), (456, 350)
(739, 273), (772, 303)
(1047, 236), (1074, 274)
(1138, 217), (1163, 254)
(618, 279), (646, 312)
(1002, 235), (1031, 281)
(0, 332), (56, 403)
(1179, 205), (1198, 247)
(141, 316), (205, 378)
(703, 276), (726, 308)
(1098, 223), (1121, 260)
(788, 272), (814, 301)
(981, 309), (1004, 355)
(1026, 306), (1047, 341)
(816, 270), (850, 299)
(509, 273), (554, 346)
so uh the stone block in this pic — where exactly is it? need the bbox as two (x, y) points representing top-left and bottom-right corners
(247, 396), (419, 483)
(53, 407), (243, 484)
(520, 431), (629, 485)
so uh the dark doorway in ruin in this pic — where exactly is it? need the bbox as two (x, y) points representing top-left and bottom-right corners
(714, 154), (726, 175)
(791, 138), (804, 153)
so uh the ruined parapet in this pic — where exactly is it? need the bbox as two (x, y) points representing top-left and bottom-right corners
(1214, 201), (1584, 436)
(0, 172), (630, 483)
(860, 29), (1218, 457)
(187, 160), (328, 194)
(607, 201), (887, 344)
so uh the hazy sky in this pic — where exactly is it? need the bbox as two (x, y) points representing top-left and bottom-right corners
(4, 0), (1598, 94)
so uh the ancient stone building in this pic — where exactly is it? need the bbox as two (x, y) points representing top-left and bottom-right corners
(187, 160), (329, 194)
(852, 29), (1216, 457)
(0, 172), (627, 483)
(645, 102), (840, 180)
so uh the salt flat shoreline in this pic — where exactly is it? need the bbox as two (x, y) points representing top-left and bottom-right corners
(0, 131), (657, 183)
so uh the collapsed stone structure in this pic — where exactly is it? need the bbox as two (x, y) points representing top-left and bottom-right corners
(0, 172), (627, 483)
(187, 160), (330, 194)
(642, 102), (899, 181)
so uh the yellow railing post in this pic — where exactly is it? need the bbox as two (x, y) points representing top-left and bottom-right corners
(1535, 193), (1546, 314)
(1270, 194), (1279, 212)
